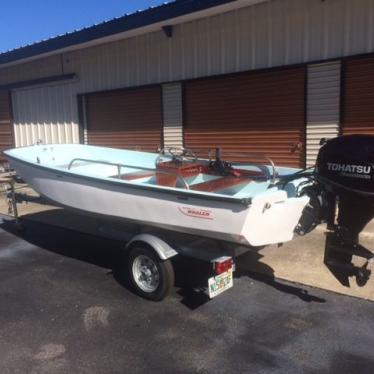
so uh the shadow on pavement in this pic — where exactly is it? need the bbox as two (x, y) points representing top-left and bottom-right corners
(1, 213), (325, 308)
(236, 268), (326, 303)
(0, 215), (122, 269)
(308, 352), (374, 374)
(235, 250), (326, 303)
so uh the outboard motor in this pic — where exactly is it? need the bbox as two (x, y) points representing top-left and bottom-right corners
(315, 135), (374, 286)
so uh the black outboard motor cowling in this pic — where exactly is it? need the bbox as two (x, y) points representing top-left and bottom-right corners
(316, 135), (374, 196)
(315, 135), (374, 287)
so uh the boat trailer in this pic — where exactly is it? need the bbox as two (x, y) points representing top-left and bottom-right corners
(0, 171), (22, 231)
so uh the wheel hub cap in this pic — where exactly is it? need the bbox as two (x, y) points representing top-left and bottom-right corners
(132, 255), (160, 293)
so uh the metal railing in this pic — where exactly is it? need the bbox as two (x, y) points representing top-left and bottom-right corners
(67, 158), (190, 190)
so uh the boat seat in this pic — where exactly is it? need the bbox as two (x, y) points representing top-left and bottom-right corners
(190, 176), (249, 193)
(156, 160), (206, 187)
(232, 168), (268, 179)
(117, 170), (155, 181)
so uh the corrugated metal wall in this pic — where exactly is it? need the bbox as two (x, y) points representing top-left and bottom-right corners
(306, 61), (341, 167)
(65, 0), (374, 91)
(342, 56), (374, 135)
(1, 0), (374, 147)
(162, 83), (183, 148)
(12, 84), (79, 147)
(0, 55), (62, 86)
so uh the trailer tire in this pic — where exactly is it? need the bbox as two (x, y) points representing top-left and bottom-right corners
(128, 244), (174, 301)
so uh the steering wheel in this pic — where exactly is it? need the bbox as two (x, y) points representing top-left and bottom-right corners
(167, 147), (198, 162)
(155, 147), (198, 167)
(181, 148), (198, 162)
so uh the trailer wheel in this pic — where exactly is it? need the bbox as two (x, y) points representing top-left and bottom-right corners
(128, 245), (175, 301)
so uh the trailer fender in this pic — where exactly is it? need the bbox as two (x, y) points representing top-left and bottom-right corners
(126, 234), (178, 260)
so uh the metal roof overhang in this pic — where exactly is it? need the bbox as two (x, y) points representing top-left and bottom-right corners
(0, 0), (268, 68)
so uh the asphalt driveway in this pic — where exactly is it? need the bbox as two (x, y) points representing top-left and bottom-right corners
(0, 215), (373, 374)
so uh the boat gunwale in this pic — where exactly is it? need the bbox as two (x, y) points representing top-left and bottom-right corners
(4, 152), (253, 207)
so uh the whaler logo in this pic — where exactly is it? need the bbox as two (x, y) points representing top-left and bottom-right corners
(178, 206), (213, 220)
(327, 163), (372, 180)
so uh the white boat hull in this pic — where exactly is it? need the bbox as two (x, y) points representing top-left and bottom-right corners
(9, 158), (308, 247)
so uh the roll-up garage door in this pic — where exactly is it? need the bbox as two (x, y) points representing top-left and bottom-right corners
(184, 67), (306, 167)
(0, 91), (13, 162)
(86, 86), (163, 152)
(343, 57), (374, 135)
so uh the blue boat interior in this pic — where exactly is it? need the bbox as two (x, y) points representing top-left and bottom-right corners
(5, 144), (304, 199)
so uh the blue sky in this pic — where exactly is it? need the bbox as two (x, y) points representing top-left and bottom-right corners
(0, 0), (166, 53)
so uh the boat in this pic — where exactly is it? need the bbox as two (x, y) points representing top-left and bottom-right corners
(3, 144), (311, 247)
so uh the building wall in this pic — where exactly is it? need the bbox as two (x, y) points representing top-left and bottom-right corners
(11, 83), (79, 147)
(162, 83), (183, 149)
(0, 54), (62, 85)
(0, 0), (373, 147)
(306, 61), (341, 167)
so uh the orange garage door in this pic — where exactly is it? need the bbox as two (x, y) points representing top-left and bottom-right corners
(184, 67), (306, 167)
(343, 57), (374, 135)
(86, 86), (163, 152)
(0, 91), (13, 162)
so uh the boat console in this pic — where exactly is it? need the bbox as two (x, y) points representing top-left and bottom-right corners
(154, 147), (272, 193)
(155, 159), (207, 187)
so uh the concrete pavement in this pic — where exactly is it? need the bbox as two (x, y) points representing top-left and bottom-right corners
(238, 229), (374, 301)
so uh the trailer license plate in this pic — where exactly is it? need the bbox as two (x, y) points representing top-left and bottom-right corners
(208, 269), (233, 298)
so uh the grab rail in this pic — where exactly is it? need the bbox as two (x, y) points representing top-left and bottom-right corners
(67, 158), (190, 190)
